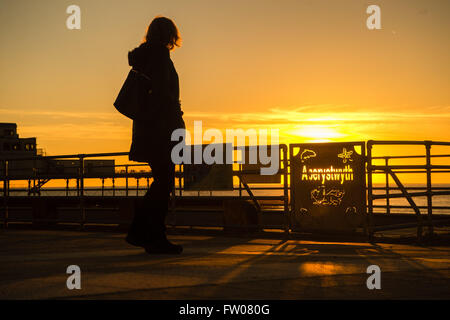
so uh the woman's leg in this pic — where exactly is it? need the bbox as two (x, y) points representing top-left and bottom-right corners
(142, 158), (174, 242)
(126, 154), (175, 244)
(127, 167), (166, 243)
(126, 144), (181, 253)
(144, 154), (182, 253)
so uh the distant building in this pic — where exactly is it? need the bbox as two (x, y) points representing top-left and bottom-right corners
(0, 123), (37, 158)
(0, 123), (115, 184)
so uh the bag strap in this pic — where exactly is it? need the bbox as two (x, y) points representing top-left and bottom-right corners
(131, 69), (151, 81)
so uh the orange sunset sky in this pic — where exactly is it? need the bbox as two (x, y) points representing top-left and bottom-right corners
(0, 0), (449, 160)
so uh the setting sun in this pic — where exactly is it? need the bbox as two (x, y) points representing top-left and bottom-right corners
(287, 125), (346, 142)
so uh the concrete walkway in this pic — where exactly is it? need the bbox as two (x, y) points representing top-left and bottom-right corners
(0, 229), (449, 299)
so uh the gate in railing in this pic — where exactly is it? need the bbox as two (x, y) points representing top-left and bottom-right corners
(289, 142), (366, 233)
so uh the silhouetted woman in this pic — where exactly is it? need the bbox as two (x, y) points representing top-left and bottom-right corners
(126, 17), (185, 254)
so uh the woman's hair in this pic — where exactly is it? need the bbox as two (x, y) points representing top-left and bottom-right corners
(144, 16), (181, 50)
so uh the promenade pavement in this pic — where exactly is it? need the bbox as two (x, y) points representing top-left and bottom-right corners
(0, 229), (449, 299)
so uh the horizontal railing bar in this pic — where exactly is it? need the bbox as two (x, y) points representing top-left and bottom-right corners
(0, 144), (289, 162)
(1, 195), (286, 200)
(370, 165), (450, 170)
(2, 169), (288, 180)
(370, 170), (450, 174)
(371, 186), (450, 190)
(371, 154), (450, 160)
(369, 140), (450, 146)
(372, 205), (450, 209)
(6, 186), (450, 193)
(5, 185), (450, 192)
(372, 190), (450, 199)
(372, 192), (427, 199)
(427, 141), (450, 146)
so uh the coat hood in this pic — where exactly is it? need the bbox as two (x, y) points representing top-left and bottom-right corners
(128, 42), (169, 68)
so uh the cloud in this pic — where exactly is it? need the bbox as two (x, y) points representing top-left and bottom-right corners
(184, 104), (450, 126)
(1, 104), (449, 145)
(0, 108), (117, 121)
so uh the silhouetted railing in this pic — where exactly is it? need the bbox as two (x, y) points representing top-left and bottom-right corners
(0, 146), (289, 231)
(367, 140), (450, 239)
(2, 141), (450, 240)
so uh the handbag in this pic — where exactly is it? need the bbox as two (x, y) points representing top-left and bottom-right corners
(113, 69), (153, 120)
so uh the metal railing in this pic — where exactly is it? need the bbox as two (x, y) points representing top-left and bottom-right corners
(367, 140), (450, 239)
(1, 145), (289, 230)
(2, 141), (450, 240)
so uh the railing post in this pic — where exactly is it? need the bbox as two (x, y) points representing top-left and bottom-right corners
(168, 164), (177, 229)
(79, 155), (85, 229)
(178, 164), (182, 197)
(125, 165), (129, 197)
(425, 141), (434, 235)
(112, 177), (115, 196)
(283, 145), (290, 235)
(136, 178), (139, 196)
(239, 163), (243, 197)
(385, 157), (390, 214)
(33, 159), (37, 196)
(366, 141), (374, 239)
(3, 160), (9, 228)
